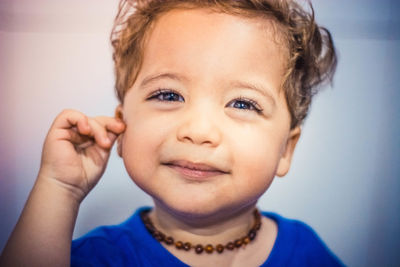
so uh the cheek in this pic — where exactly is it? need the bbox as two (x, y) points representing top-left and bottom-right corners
(121, 111), (176, 178)
(230, 125), (285, 181)
(237, 142), (279, 178)
(230, 140), (280, 202)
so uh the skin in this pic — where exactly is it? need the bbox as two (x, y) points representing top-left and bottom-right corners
(1, 8), (300, 267)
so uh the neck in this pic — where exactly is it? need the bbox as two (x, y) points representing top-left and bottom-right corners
(149, 201), (258, 246)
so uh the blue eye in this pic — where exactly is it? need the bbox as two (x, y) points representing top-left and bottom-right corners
(226, 98), (263, 114)
(148, 89), (184, 102)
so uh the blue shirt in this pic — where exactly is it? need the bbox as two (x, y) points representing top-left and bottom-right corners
(71, 207), (344, 266)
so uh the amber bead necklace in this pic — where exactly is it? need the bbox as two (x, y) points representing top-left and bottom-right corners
(141, 209), (262, 254)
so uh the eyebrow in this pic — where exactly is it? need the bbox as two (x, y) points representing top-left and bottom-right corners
(230, 80), (276, 107)
(140, 72), (187, 88)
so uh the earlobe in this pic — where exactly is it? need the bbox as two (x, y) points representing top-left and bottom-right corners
(276, 126), (301, 177)
(115, 105), (124, 121)
(115, 105), (124, 157)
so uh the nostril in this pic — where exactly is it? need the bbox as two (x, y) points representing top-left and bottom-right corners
(176, 124), (221, 147)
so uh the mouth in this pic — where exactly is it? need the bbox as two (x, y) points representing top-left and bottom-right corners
(163, 160), (229, 180)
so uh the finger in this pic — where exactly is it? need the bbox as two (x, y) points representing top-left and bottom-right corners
(86, 118), (112, 149)
(93, 116), (126, 135)
(106, 132), (118, 145)
(65, 126), (119, 149)
(51, 111), (124, 149)
(52, 109), (91, 135)
(63, 128), (93, 145)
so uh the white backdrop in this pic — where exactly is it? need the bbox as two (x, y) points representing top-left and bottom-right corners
(1, 0), (399, 266)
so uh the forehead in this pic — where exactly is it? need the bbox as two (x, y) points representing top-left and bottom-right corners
(137, 8), (288, 93)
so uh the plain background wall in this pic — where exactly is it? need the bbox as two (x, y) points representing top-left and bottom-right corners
(1, 0), (399, 266)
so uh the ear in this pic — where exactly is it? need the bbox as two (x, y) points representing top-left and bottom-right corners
(276, 126), (301, 177)
(115, 105), (124, 157)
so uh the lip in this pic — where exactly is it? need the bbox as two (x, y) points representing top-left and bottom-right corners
(164, 160), (229, 180)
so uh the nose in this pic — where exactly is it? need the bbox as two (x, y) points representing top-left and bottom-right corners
(176, 103), (222, 147)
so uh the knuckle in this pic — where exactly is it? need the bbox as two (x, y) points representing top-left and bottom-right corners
(60, 108), (75, 115)
(88, 117), (99, 126)
(58, 109), (82, 121)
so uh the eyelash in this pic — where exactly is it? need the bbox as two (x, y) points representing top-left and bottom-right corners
(147, 89), (184, 102)
(147, 89), (263, 114)
(226, 97), (263, 114)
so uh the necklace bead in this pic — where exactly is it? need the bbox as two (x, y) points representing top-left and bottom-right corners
(175, 241), (183, 249)
(183, 242), (191, 251)
(234, 239), (243, 248)
(205, 244), (214, 253)
(216, 244), (224, 253)
(165, 236), (174, 245)
(195, 244), (204, 254)
(226, 242), (235, 250)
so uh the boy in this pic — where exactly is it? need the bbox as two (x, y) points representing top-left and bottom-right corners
(1, 0), (342, 266)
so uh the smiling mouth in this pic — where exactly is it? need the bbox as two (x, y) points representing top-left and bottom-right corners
(164, 160), (229, 180)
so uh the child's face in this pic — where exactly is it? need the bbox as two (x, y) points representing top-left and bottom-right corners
(119, 9), (300, 217)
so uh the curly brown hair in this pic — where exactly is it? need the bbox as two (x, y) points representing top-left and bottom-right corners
(111, 0), (337, 128)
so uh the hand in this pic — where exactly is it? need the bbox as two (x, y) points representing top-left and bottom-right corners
(38, 109), (125, 202)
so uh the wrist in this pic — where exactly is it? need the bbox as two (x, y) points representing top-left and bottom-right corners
(35, 171), (87, 206)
